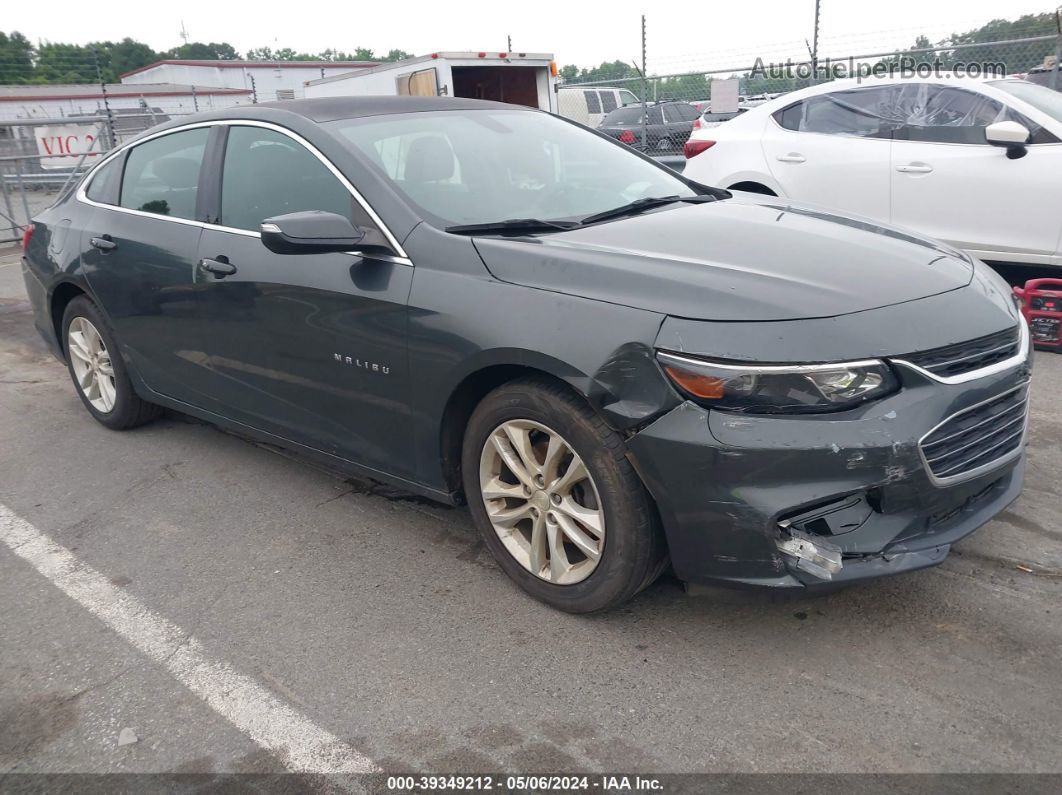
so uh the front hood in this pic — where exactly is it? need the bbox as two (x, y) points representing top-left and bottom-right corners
(473, 196), (973, 321)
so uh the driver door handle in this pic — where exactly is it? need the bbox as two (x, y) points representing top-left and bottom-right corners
(200, 257), (237, 277)
(896, 163), (934, 174)
(776, 153), (806, 163)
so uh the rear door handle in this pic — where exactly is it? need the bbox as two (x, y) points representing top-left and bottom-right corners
(200, 257), (237, 277)
(896, 163), (934, 174)
(90, 235), (116, 251)
(776, 153), (806, 163)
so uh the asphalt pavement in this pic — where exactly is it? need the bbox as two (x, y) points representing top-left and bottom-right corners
(1, 244), (1061, 780)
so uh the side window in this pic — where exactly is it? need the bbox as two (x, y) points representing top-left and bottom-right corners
(600, 91), (617, 113)
(774, 87), (896, 138)
(647, 106), (664, 125)
(220, 126), (356, 232)
(893, 84), (1037, 145)
(85, 155), (122, 205)
(584, 91), (602, 114)
(618, 90), (639, 106)
(120, 128), (209, 219)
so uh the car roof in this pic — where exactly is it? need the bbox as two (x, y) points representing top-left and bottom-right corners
(249, 95), (534, 122)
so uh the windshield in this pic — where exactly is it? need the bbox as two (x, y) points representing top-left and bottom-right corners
(990, 80), (1062, 124)
(328, 109), (695, 228)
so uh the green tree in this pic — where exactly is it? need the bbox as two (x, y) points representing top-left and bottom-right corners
(0, 31), (34, 83)
(165, 41), (241, 60)
(382, 49), (412, 62)
(34, 41), (96, 83)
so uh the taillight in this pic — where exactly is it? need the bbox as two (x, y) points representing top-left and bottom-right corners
(692, 118), (702, 130)
(684, 139), (716, 159)
(21, 223), (34, 250)
(618, 130), (636, 144)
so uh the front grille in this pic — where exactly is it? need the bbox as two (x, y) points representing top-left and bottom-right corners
(920, 386), (1028, 482)
(899, 326), (1021, 378)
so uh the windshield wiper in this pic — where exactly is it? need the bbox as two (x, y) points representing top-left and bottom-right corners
(579, 194), (719, 226)
(445, 218), (580, 235)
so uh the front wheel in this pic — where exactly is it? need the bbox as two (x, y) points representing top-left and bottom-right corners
(461, 377), (667, 613)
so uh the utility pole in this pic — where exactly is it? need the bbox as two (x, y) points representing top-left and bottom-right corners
(640, 14), (648, 153)
(1051, 6), (1061, 91)
(93, 48), (116, 149)
(250, 73), (258, 104)
(811, 0), (821, 82)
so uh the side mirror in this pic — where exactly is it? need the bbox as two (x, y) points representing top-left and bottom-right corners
(260, 211), (365, 255)
(985, 121), (1030, 159)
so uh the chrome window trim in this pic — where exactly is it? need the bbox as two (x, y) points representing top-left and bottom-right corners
(917, 383), (1029, 487)
(891, 320), (1029, 385)
(75, 118), (410, 262)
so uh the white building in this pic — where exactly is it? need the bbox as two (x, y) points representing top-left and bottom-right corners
(0, 83), (252, 122)
(121, 60), (378, 102)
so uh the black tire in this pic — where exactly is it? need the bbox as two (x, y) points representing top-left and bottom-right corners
(462, 377), (668, 613)
(61, 296), (161, 430)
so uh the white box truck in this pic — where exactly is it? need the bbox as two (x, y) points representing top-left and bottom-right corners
(304, 52), (559, 112)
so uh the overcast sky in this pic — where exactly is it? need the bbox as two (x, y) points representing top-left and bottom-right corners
(5, 0), (1056, 73)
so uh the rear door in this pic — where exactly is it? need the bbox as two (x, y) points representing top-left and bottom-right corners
(79, 126), (212, 404)
(762, 85), (896, 219)
(193, 123), (415, 476)
(889, 83), (1062, 261)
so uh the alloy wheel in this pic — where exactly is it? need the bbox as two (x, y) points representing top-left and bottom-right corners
(479, 419), (606, 585)
(67, 317), (116, 413)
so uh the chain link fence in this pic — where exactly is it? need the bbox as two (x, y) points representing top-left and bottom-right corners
(2, 16), (1061, 240)
(559, 18), (1062, 156)
(0, 94), (224, 242)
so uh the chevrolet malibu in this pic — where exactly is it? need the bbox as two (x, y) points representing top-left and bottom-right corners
(21, 97), (1032, 612)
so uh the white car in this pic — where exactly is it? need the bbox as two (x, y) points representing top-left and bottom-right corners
(682, 76), (1062, 268)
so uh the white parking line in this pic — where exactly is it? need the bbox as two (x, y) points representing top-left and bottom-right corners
(0, 502), (379, 774)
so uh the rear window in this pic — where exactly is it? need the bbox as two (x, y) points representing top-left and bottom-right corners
(584, 91), (601, 114)
(601, 107), (643, 124)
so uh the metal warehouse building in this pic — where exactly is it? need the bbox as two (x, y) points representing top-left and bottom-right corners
(0, 83), (253, 121)
(120, 60), (379, 102)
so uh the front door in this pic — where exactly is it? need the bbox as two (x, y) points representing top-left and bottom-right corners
(193, 124), (415, 478)
(889, 83), (1062, 262)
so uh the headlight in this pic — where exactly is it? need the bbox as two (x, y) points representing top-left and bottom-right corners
(656, 351), (899, 414)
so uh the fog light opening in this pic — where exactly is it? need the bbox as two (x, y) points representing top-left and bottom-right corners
(777, 524), (843, 580)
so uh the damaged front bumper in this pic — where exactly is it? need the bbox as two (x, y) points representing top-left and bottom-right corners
(627, 362), (1028, 590)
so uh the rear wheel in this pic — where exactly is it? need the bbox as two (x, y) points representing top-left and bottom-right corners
(62, 296), (160, 430)
(462, 377), (667, 613)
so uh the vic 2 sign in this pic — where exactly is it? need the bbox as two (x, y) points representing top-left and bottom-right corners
(35, 125), (102, 170)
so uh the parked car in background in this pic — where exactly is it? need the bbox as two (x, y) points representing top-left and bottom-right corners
(558, 86), (641, 127)
(683, 75), (1062, 269)
(598, 101), (700, 152)
(23, 96), (1030, 613)
(693, 108), (746, 132)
